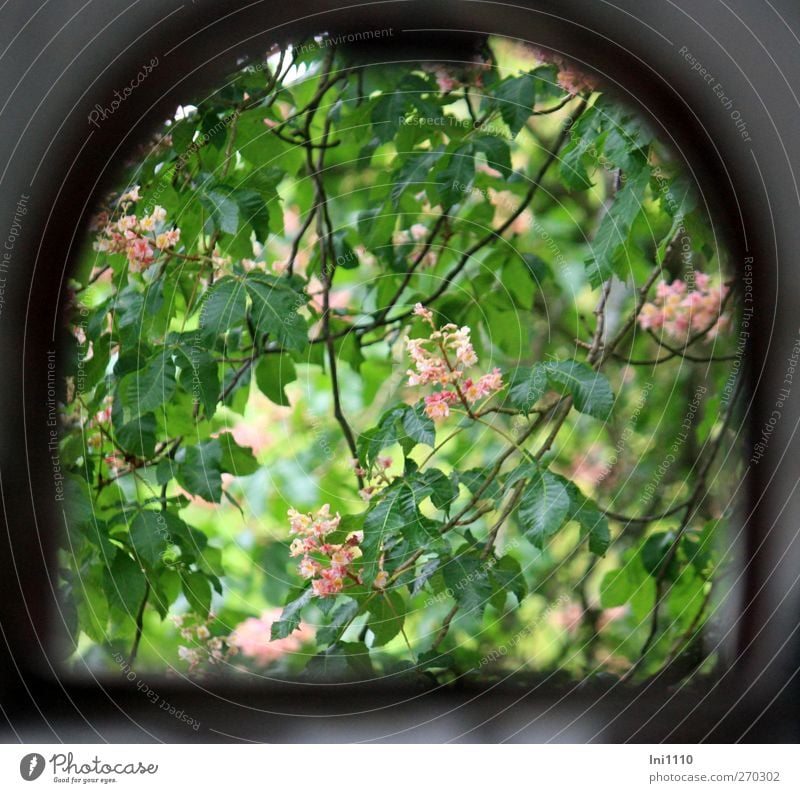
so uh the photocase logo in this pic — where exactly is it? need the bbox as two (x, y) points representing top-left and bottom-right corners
(19, 753), (45, 781)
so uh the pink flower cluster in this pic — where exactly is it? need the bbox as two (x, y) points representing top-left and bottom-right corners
(421, 62), (461, 93)
(355, 455), (393, 502)
(421, 58), (490, 92)
(228, 608), (314, 667)
(173, 613), (229, 675)
(89, 394), (114, 428)
(556, 63), (600, 96)
(406, 304), (504, 420)
(93, 187), (180, 272)
(288, 504), (363, 597)
(638, 274), (730, 342)
(394, 223), (428, 246)
(529, 47), (600, 95)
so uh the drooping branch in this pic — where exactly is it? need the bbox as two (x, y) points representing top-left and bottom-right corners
(600, 500), (692, 525)
(300, 52), (364, 491)
(127, 580), (150, 669)
(409, 258), (667, 652)
(623, 374), (744, 680)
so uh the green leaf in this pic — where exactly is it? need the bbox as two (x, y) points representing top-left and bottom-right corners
(155, 459), (174, 486)
(233, 188), (270, 241)
(411, 558), (440, 595)
(64, 475), (95, 529)
(507, 363), (548, 414)
(115, 413), (157, 459)
(490, 554), (527, 603)
(424, 469), (459, 516)
(81, 333), (111, 391)
(332, 232), (359, 270)
(458, 467), (501, 500)
(598, 96), (653, 170)
(545, 360), (614, 420)
(152, 568), (182, 618)
(400, 402), (435, 454)
(103, 553), (146, 620)
(520, 253), (552, 284)
(599, 567), (635, 608)
(339, 640), (375, 677)
(245, 276), (308, 351)
(316, 598), (360, 645)
(129, 510), (173, 568)
(416, 647), (456, 672)
(509, 359), (614, 420)
(560, 103), (603, 190)
(517, 466), (571, 547)
(199, 111), (229, 149)
(255, 352), (296, 406)
(181, 570), (212, 618)
(119, 352), (177, 415)
(194, 545), (224, 582)
(338, 333), (365, 373)
(585, 507), (610, 556)
(390, 148), (445, 207)
(170, 118), (195, 152)
(306, 638), (376, 678)
(665, 567), (705, 625)
(435, 144), (476, 207)
(177, 344), (220, 418)
(656, 176), (696, 263)
(565, 481), (610, 556)
(368, 590), (406, 646)
(471, 134), (512, 173)
(199, 277), (247, 343)
(685, 520), (716, 577)
(371, 91), (410, 143)
(600, 548), (652, 610)
(199, 188), (239, 235)
(362, 482), (423, 584)
(175, 440), (223, 502)
(640, 531), (679, 580)
(217, 433), (260, 476)
(585, 164), (650, 287)
(271, 588), (313, 639)
(303, 645), (349, 679)
(75, 574), (110, 643)
(442, 553), (493, 614)
(493, 73), (536, 136)
(357, 204), (396, 250)
(359, 412), (399, 469)
(363, 482), (412, 537)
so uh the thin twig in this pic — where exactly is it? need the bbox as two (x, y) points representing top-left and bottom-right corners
(286, 204), (317, 277)
(481, 478), (526, 559)
(430, 604), (460, 651)
(127, 580), (150, 669)
(369, 213), (448, 328)
(221, 109), (240, 179)
(302, 50), (364, 491)
(530, 93), (579, 116)
(600, 499), (692, 525)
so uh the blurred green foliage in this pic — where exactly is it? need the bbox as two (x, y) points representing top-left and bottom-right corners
(58, 35), (741, 685)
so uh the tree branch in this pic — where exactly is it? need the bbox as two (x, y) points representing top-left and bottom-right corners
(127, 580), (150, 669)
(623, 374), (744, 680)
